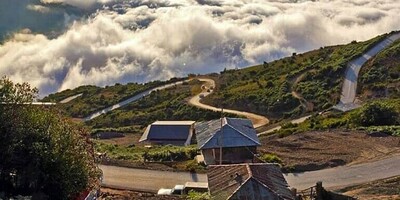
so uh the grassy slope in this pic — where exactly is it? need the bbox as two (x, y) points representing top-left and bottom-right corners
(359, 38), (400, 99)
(42, 78), (184, 118)
(201, 34), (388, 120)
(87, 79), (235, 128)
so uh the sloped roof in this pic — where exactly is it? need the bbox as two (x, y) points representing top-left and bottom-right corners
(195, 118), (260, 149)
(139, 121), (194, 142)
(207, 163), (294, 200)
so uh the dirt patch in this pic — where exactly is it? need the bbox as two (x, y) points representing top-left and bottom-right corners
(100, 187), (184, 200)
(259, 130), (400, 172)
(338, 176), (400, 200)
(97, 134), (142, 146)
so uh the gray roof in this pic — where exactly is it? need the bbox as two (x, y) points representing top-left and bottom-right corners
(195, 118), (260, 149)
(140, 121), (194, 142)
(207, 163), (294, 200)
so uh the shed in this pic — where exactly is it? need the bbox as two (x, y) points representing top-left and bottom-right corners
(139, 121), (195, 146)
(195, 117), (261, 165)
(207, 163), (294, 200)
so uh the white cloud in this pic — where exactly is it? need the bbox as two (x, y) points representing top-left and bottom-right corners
(1, 0), (400, 96)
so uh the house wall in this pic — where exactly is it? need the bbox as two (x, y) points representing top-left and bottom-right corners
(230, 179), (281, 200)
(201, 146), (257, 165)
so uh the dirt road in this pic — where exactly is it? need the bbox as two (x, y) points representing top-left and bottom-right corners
(335, 32), (400, 111)
(188, 78), (269, 128)
(100, 154), (400, 191)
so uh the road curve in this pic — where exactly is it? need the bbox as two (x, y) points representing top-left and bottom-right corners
(335, 32), (400, 112)
(100, 154), (400, 192)
(188, 78), (269, 128)
(83, 80), (188, 121)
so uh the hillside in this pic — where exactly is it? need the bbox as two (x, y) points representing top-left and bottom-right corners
(43, 32), (399, 129)
(43, 78), (184, 118)
(359, 38), (400, 99)
(201, 33), (390, 120)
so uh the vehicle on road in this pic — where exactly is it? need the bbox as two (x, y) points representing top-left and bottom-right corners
(157, 185), (184, 195)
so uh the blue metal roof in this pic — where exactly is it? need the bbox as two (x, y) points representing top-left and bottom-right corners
(140, 123), (192, 142)
(195, 118), (261, 149)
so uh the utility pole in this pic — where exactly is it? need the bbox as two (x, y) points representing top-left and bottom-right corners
(219, 107), (224, 165)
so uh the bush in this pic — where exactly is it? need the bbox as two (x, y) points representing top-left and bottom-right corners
(352, 102), (398, 126)
(259, 153), (282, 164)
(187, 191), (211, 200)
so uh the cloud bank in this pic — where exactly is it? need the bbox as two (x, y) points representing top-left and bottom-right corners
(1, 0), (400, 96)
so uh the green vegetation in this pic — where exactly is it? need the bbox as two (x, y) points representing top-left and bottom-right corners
(43, 78), (185, 118)
(360, 38), (400, 98)
(87, 79), (236, 128)
(187, 191), (211, 200)
(95, 142), (198, 162)
(0, 77), (97, 200)
(268, 99), (400, 137)
(202, 34), (388, 119)
(258, 153), (282, 164)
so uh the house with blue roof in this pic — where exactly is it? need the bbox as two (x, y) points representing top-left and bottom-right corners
(195, 117), (261, 165)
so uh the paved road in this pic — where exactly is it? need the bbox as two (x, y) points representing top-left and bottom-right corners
(83, 80), (188, 121)
(100, 154), (400, 191)
(100, 164), (208, 192)
(59, 93), (82, 104)
(285, 153), (400, 190)
(188, 78), (269, 128)
(335, 32), (400, 112)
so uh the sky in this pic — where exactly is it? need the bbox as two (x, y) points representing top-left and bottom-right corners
(0, 0), (399, 96)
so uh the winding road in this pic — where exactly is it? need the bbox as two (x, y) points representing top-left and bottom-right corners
(188, 78), (269, 128)
(100, 153), (400, 191)
(334, 32), (400, 112)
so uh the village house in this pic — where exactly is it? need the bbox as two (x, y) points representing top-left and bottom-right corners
(139, 121), (195, 146)
(195, 117), (261, 165)
(207, 163), (294, 200)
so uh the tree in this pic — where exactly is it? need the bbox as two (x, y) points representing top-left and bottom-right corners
(0, 77), (98, 199)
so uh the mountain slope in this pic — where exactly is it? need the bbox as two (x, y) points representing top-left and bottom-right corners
(201, 33), (392, 120)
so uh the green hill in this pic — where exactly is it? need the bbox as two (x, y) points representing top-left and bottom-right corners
(44, 32), (399, 129)
(201, 33), (390, 120)
(359, 38), (400, 99)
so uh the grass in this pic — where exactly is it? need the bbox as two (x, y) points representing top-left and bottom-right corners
(86, 79), (237, 128)
(264, 98), (400, 138)
(360, 36), (400, 98)
(201, 33), (389, 120)
(42, 77), (185, 118)
(95, 142), (198, 162)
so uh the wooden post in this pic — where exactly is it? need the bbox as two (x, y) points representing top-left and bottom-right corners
(316, 181), (323, 200)
(219, 109), (223, 165)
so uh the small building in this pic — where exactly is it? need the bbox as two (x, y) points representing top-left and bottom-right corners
(207, 163), (294, 200)
(139, 121), (195, 146)
(195, 117), (261, 165)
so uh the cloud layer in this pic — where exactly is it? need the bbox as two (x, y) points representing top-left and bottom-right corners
(1, 0), (400, 96)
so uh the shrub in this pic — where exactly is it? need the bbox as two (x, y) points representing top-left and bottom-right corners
(352, 102), (398, 126)
(259, 153), (282, 164)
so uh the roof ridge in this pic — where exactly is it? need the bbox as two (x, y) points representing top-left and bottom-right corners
(226, 124), (261, 145)
(246, 164), (253, 177)
(199, 120), (222, 149)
